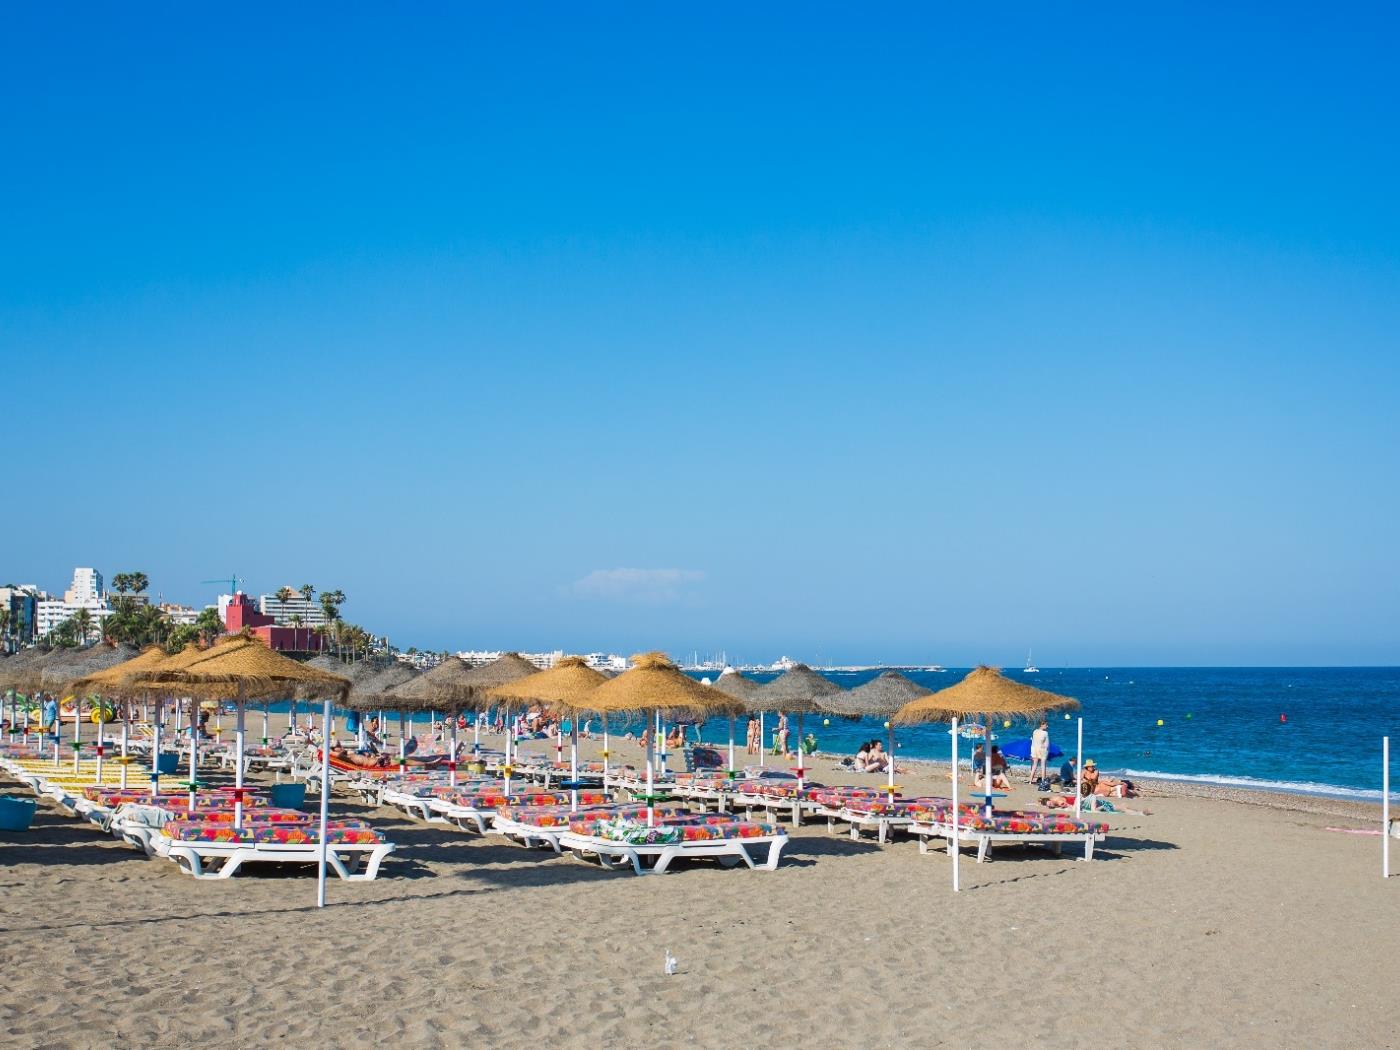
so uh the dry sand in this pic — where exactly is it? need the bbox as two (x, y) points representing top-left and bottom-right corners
(2, 723), (1397, 1050)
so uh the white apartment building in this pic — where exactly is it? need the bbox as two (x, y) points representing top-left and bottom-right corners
(455, 649), (629, 672)
(159, 604), (203, 626)
(36, 598), (112, 640)
(63, 568), (104, 605)
(258, 592), (329, 627)
(32, 568), (113, 640)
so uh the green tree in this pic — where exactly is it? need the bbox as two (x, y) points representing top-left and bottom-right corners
(194, 607), (224, 644)
(71, 607), (94, 645)
(165, 623), (201, 653)
(299, 584), (315, 604)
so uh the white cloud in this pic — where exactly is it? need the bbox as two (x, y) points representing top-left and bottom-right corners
(571, 568), (705, 604)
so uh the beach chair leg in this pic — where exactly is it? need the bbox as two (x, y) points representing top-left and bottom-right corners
(977, 837), (990, 863)
(1083, 837), (1095, 861)
(878, 822), (888, 845)
(763, 838), (785, 870)
(918, 834), (929, 855)
(629, 848), (648, 875)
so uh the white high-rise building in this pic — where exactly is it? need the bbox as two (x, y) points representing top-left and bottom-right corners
(63, 568), (104, 605)
(35, 567), (113, 640)
(258, 592), (329, 628)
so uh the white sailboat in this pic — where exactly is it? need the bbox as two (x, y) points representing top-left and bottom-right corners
(1022, 649), (1039, 674)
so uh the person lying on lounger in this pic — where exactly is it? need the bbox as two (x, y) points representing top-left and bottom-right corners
(329, 746), (448, 769)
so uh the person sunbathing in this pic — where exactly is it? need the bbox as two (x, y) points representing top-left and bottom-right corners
(1079, 760), (1137, 798)
(329, 746), (448, 769)
(973, 746), (1011, 791)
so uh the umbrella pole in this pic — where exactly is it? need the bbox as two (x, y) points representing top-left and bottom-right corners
(657, 712), (666, 776)
(262, 703), (269, 746)
(151, 699), (161, 798)
(449, 709), (459, 789)
(398, 712), (407, 775)
(473, 707), (481, 755)
(795, 712), (805, 787)
(188, 703), (198, 813)
(93, 701), (104, 783)
(316, 696), (332, 908)
(602, 718), (610, 787)
(570, 718), (579, 813)
(759, 712), (765, 769)
(503, 704), (512, 799)
(73, 696), (82, 774)
(556, 720), (563, 773)
(1383, 736), (1390, 880)
(645, 711), (656, 827)
(288, 699), (296, 741)
(234, 695), (246, 831)
(983, 726), (993, 816)
(1074, 717), (1083, 818)
(727, 715), (735, 775)
(887, 721), (896, 797)
(950, 716), (960, 892)
(119, 702), (129, 789)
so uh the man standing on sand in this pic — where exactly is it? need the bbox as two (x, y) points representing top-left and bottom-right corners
(1029, 720), (1050, 785)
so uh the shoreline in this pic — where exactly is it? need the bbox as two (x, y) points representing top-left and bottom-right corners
(805, 749), (1389, 824)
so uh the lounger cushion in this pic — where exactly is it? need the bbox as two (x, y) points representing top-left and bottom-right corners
(163, 820), (381, 845)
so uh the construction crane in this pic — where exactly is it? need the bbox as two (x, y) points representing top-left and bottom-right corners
(200, 575), (244, 594)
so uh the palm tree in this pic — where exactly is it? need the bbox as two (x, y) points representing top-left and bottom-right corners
(129, 572), (149, 595)
(194, 607), (224, 645)
(71, 607), (94, 645)
(289, 613), (304, 652)
(273, 585), (295, 638)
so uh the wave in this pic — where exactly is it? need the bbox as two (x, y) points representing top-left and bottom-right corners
(1120, 768), (1384, 802)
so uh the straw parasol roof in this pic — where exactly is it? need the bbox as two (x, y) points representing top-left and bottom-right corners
(134, 634), (351, 702)
(0, 647), (57, 692)
(489, 655), (608, 709)
(551, 652), (743, 721)
(344, 662), (422, 712)
(893, 665), (1079, 725)
(65, 644), (168, 695)
(708, 667), (762, 704)
(42, 642), (140, 692)
(369, 655), (476, 712)
(825, 671), (932, 720)
(749, 663), (843, 714)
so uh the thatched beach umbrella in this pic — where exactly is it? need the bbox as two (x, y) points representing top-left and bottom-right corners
(894, 665), (1080, 892)
(490, 656), (608, 799)
(0, 646), (56, 694)
(556, 652), (742, 821)
(66, 645), (168, 788)
(709, 668), (763, 775)
(752, 664), (844, 786)
(139, 635), (350, 823)
(456, 653), (541, 760)
(827, 671), (932, 795)
(34, 643), (136, 775)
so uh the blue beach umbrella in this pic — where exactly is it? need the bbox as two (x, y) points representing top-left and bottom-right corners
(1001, 737), (1063, 761)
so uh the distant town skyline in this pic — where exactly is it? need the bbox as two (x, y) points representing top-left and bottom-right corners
(5, 8), (1397, 666)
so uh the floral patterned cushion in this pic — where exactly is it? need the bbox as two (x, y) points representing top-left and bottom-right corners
(568, 814), (784, 842)
(85, 787), (269, 806)
(163, 820), (382, 845)
(496, 803), (685, 828)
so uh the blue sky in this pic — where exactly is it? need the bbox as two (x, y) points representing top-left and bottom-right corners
(3, 5), (1398, 664)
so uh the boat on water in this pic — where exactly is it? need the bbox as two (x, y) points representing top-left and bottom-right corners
(1022, 649), (1039, 674)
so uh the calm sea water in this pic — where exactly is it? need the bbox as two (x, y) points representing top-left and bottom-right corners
(268, 667), (1400, 801)
(679, 667), (1400, 801)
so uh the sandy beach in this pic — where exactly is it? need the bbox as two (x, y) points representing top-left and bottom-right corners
(2, 724), (1397, 1050)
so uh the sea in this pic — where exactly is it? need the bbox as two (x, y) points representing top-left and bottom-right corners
(272, 666), (1400, 802)
(680, 667), (1400, 802)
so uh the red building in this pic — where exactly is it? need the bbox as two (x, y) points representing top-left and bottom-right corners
(222, 593), (323, 653)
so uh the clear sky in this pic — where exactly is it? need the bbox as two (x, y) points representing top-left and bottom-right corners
(3, 5), (1398, 665)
